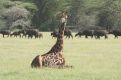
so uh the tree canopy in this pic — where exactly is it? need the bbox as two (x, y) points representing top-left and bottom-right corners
(0, 0), (121, 31)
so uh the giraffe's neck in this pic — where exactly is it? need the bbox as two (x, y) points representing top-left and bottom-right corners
(57, 22), (65, 49)
(48, 23), (65, 53)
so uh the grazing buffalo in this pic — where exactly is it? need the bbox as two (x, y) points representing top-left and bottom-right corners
(109, 30), (121, 38)
(64, 30), (73, 39)
(51, 30), (73, 39)
(94, 30), (108, 39)
(51, 31), (59, 38)
(25, 29), (39, 38)
(75, 30), (94, 38)
(10, 31), (19, 37)
(35, 32), (43, 38)
(75, 31), (83, 37)
(0, 30), (10, 38)
(10, 30), (26, 38)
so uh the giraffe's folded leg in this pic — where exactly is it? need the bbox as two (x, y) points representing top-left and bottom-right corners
(31, 55), (43, 68)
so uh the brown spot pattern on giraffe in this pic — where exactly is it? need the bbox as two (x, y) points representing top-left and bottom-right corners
(31, 22), (66, 68)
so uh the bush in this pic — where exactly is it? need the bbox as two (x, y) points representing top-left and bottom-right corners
(2, 6), (31, 29)
(22, 3), (38, 14)
(3, 1), (14, 8)
(10, 19), (31, 30)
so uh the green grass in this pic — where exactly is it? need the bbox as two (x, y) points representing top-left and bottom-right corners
(0, 32), (121, 80)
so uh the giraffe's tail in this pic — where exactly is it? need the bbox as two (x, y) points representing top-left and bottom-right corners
(58, 65), (74, 69)
(31, 55), (43, 68)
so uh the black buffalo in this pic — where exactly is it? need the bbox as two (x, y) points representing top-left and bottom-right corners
(94, 30), (108, 39)
(51, 30), (73, 39)
(75, 31), (83, 37)
(64, 30), (73, 39)
(109, 30), (121, 38)
(0, 30), (10, 38)
(25, 29), (39, 38)
(10, 30), (24, 38)
(35, 32), (43, 38)
(75, 30), (94, 38)
(51, 31), (59, 38)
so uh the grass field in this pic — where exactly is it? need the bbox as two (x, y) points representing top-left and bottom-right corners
(0, 32), (121, 80)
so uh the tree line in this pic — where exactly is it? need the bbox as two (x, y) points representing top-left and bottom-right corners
(0, 0), (121, 31)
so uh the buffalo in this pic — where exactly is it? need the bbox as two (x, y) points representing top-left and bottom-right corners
(51, 31), (59, 38)
(64, 30), (73, 39)
(75, 30), (94, 38)
(25, 29), (39, 38)
(0, 30), (10, 38)
(94, 30), (108, 39)
(109, 30), (121, 38)
(35, 32), (43, 38)
(75, 31), (83, 37)
(51, 29), (73, 39)
(10, 30), (24, 38)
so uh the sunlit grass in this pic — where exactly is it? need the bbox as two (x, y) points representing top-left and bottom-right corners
(0, 32), (121, 80)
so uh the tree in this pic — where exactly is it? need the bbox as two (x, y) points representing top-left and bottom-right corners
(32, 0), (68, 31)
(2, 6), (31, 30)
(68, 0), (85, 26)
(97, 0), (121, 29)
(0, 0), (38, 30)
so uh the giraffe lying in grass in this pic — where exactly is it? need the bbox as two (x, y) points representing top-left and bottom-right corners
(31, 12), (73, 68)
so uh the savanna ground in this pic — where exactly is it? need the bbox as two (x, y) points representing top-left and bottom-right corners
(0, 32), (121, 80)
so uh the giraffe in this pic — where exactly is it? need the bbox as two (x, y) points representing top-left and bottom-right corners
(31, 12), (69, 68)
